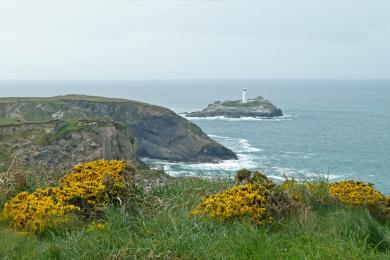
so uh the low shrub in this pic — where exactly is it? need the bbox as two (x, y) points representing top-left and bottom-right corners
(1, 160), (133, 234)
(192, 170), (305, 225)
(235, 168), (252, 184)
(3, 188), (79, 233)
(330, 180), (385, 206)
(280, 177), (332, 206)
(330, 180), (390, 221)
(57, 160), (128, 213)
(235, 168), (274, 189)
(190, 184), (272, 225)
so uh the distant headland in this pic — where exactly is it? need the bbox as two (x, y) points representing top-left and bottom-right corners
(185, 89), (283, 118)
(0, 95), (237, 167)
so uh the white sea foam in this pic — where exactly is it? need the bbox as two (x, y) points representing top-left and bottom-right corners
(267, 175), (286, 181)
(142, 152), (258, 177)
(269, 166), (345, 180)
(181, 114), (294, 122)
(142, 131), (345, 182)
(279, 151), (314, 159)
(208, 134), (263, 154)
(141, 135), (262, 176)
(238, 139), (263, 152)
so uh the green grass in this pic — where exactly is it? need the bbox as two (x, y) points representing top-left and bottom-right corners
(189, 122), (204, 136)
(1, 177), (390, 259)
(50, 120), (86, 141)
(0, 95), (129, 104)
(0, 119), (18, 126)
(221, 99), (267, 108)
(0, 148), (11, 161)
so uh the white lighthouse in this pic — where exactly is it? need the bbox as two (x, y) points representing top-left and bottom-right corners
(242, 88), (248, 103)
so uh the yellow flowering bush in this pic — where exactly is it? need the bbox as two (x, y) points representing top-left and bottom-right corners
(2, 160), (129, 233)
(329, 180), (390, 221)
(3, 188), (79, 233)
(329, 180), (385, 206)
(191, 184), (271, 225)
(57, 160), (127, 210)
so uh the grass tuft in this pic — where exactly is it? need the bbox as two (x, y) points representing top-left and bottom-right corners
(1, 167), (390, 258)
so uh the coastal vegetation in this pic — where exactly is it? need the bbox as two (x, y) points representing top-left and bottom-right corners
(0, 95), (237, 163)
(1, 160), (390, 259)
(221, 99), (267, 108)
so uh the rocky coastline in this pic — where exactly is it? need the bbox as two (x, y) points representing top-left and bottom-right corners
(0, 95), (237, 167)
(185, 96), (283, 118)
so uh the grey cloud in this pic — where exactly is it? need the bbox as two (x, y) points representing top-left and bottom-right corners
(0, 0), (389, 80)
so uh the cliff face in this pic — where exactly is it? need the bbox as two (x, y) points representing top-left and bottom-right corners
(185, 96), (283, 118)
(0, 120), (138, 169)
(0, 95), (237, 163)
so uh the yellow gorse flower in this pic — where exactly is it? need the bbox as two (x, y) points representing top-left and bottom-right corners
(3, 189), (79, 233)
(330, 180), (385, 206)
(57, 160), (127, 208)
(191, 184), (271, 225)
(2, 160), (127, 233)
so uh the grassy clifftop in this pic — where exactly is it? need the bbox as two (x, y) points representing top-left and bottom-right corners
(1, 171), (390, 259)
(0, 95), (160, 125)
(0, 94), (136, 104)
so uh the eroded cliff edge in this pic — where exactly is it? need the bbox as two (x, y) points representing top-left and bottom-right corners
(0, 120), (138, 169)
(0, 95), (237, 164)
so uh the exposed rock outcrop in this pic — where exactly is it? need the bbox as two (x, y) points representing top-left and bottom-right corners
(185, 96), (283, 118)
(0, 120), (138, 169)
(0, 95), (237, 163)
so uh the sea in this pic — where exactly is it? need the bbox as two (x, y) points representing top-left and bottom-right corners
(1, 80), (390, 194)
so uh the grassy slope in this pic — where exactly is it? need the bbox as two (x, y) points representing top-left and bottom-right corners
(0, 95), (129, 103)
(221, 99), (267, 108)
(0, 95), (162, 109)
(1, 178), (389, 259)
(0, 95), (174, 126)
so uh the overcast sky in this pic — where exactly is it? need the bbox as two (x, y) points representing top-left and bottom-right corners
(0, 0), (389, 80)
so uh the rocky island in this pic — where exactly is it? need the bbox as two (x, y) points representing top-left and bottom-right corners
(0, 95), (237, 168)
(185, 95), (283, 118)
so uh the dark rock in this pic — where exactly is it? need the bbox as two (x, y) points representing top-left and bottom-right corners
(0, 121), (138, 169)
(0, 120), (139, 169)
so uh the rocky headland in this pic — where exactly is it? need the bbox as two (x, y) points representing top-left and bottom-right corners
(185, 96), (283, 118)
(0, 120), (138, 169)
(0, 95), (237, 167)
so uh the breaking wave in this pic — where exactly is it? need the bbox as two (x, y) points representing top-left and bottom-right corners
(181, 114), (295, 122)
(142, 134), (344, 182)
(142, 135), (262, 177)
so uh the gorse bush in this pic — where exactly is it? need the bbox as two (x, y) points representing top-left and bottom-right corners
(192, 169), (390, 227)
(330, 180), (385, 206)
(330, 180), (390, 221)
(2, 160), (130, 233)
(57, 160), (128, 212)
(190, 183), (272, 225)
(191, 170), (301, 225)
(0, 159), (68, 209)
(1, 166), (390, 258)
(3, 188), (79, 233)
